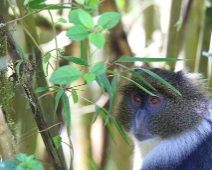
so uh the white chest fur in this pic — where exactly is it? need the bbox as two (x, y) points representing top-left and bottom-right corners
(132, 137), (161, 170)
(132, 119), (212, 170)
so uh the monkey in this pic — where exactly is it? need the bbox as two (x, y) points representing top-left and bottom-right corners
(114, 68), (212, 170)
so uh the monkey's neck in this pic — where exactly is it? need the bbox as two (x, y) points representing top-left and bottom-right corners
(132, 137), (161, 170)
(132, 118), (212, 170)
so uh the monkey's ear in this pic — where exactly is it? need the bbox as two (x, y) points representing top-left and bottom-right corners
(176, 69), (203, 83)
(184, 72), (206, 89)
(184, 72), (204, 81)
(177, 70), (208, 96)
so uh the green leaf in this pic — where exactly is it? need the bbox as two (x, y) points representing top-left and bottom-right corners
(0, 160), (18, 170)
(57, 18), (67, 23)
(96, 73), (113, 96)
(15, 41), (27, 61)
(95, 75), (105, 94)
(26, 155), (34, 161)
(44, 48), (64, 58)
(85, 0), (98, 10)
(111, 76), (118, 94)
(75, 0), (85, 4)
(78, 9), (94, 29)
(87, 155), (99, 170)
(115, 63), (156, 91)
(105, 70), (118, 74)
(83, 73), (96, 83)
(72, 89), (78, 103)
(16, 164), (26, 170)
(93, 105), (100, 123)
(54, 89), (64, 114)
(28, 0), (46, 7)
(66, 25), (88, 40)
(80, 40), (85, 60)
(68, 9), (94, 29)
(110, 116), (131, 145)
(53, 136), (62, 149)
(58, 48), (65, 53)
(15, 153), (27, 162)
(88, 32), (105, 48)
(23, 0), (29, 6)
(35, 86), (59, 93)
(43, 52), (51, 64)
(69, 9), (81, 25)
(49, 65), (81, 85)
(120, 75), (156, 96)
(85, 4), (98, 10)
(117, 57), (184, 62)
(29, 4), (71, 10)
(99, 108), (116, 145)
(85, 0), (99, 5)
(141, 68), (182, 96)
(92, 62), (105, 75)
(43, 53), (51, 75)
(60, 56), (89, 66)
(27, 160), (44, 170)
(35, 86), (50, 93)
(15, 60), (23, 80)
(108, 76), (118, 113)
(131, 71), (156, 91)
(98, 12), (121, 29)
(62, 93), (71, 134)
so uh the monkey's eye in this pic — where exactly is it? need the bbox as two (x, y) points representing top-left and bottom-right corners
(130, 92), (143, 108)
(134, 95), (142, 103)
(149, 97), (159, 104)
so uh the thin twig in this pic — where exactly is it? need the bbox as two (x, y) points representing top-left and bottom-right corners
(17, 122), (62, 145)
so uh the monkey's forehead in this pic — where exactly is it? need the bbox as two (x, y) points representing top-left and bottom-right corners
(133, 68), (182, 83)
(119, 68), (209, 99)
(118, 82), (177, 99)
(129, 68), (180, 95)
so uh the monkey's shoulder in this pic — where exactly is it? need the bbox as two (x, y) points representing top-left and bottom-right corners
(176, 132), (212, 170)
(141, 119), (212, 170)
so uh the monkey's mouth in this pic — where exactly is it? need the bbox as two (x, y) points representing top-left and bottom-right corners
(134, 133), (152, 141)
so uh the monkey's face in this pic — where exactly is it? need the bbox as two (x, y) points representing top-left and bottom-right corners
(115, 68), (210, 141)
(129, 91), (166, 141)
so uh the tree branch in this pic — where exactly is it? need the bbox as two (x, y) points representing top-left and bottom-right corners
(0, 13), (65, 170)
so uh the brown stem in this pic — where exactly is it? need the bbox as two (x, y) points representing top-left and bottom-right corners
(0, 13), (65, 170)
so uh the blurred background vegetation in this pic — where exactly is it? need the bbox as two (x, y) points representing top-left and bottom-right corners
(0, 0), (212, 170)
